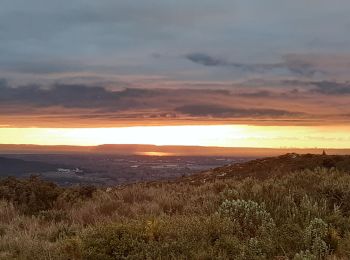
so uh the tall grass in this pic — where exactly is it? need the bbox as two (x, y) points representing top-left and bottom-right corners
(0, 168), (350, 259)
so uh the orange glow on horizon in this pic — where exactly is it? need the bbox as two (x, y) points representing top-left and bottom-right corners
(136, 152), (176, 156)
(0, 124), (350, 149)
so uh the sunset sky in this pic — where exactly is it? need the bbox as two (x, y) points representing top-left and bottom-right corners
(1, 0), (350, 148)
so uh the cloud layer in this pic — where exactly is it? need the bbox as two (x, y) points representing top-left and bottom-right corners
(1, 79), (350, 127)
(1, 1), (350, 127)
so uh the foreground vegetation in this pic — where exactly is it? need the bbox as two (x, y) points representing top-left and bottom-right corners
(1, 167), (350, 259)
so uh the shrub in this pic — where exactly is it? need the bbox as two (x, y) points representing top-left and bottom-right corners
(293, 250), (317, 260)
(81, 223), (149, 260)
(218, 199), (275, 239)
(0, 176), (61, 215)
(60, 186), (96, 202)
(337, 232), (350, 257)
(38, 209), (69, 223)
(0, 201), (17, 224)
(59, 238), (83, 260)
(275, 223), (304, 258)
(303, 218), (329, 258)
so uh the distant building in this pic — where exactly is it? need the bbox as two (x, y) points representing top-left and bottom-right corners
(57, 168), (84, 174)
(74, 168), (84, 174)
(57, 168), (71, 174)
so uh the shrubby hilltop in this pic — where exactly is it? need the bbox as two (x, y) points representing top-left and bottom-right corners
(185, 152), (350, 183)
(0, 154), (350, 259)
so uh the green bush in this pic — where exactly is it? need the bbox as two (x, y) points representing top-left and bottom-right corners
(293, 250), (317, 260)
(81, 223), (149, 260)
(303, 218), (329, 258)
(218, 199), (276, 239)
(0, 176), (61, 215)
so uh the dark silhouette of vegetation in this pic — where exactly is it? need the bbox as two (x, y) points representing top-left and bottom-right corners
(0, 176), (96, 215)
(0, 154), (350, 259)
(0, 175), (61, 215)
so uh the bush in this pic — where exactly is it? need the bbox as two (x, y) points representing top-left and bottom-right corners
(303, 218), (329, 258)
(81, 223), (149, 260)
(0, 176), (61, 215)
(59, 238), (83, 260)
(293, 250), (317, 260)
(218, 199), (275, 239)
(38, 209), (69, 223)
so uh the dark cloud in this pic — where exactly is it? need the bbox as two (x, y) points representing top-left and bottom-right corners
(237, 88), (303, 99)
(186, 53), (322, 76)
(175, 104), (303, 118)
(4, 79), (350, 127)
(309, 81), (350, 95)
(0, 80), (309, 122)
(0, 83), (113, 108)
(238, 90), (274, 98)
(185, 53), (282, 71)
(0, 81), (228, 111)
(0, 82), (160, 112)
(283, 55), (321, 77)
(280, 79), (350, 95)
(186, 53), (230, 67)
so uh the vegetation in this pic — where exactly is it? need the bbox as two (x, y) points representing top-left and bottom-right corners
(1, 164), (350, 258)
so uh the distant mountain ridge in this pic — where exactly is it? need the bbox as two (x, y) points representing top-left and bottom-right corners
(1, 144), (350, 157)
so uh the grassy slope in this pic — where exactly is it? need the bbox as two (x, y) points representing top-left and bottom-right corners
(184, 153), (350, 183)
(0, 154), (350, 259)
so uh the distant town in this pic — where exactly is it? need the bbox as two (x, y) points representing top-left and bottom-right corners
(56, 168), (84, 174)
(0, 154), (251, 186)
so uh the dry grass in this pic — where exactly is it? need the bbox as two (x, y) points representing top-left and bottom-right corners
(0, 168), (350, 258)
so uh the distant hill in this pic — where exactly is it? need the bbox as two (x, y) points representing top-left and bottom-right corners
(0, 157), (63, 177)
(184, 153), (350, 183)
(0, 144), (93, 154)
(1, 144), (350, 157)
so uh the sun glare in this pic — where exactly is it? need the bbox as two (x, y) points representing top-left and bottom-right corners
(0, 124), (350, 148)
(136, 152), (176, 156)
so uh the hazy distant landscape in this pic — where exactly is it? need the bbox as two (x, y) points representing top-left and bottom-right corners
(2, 144), (350, 186)
(0, 153), (247, 186)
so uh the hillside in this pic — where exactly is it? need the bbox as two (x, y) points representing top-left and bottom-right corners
(185, 153), (350, 183)
(0, 156), (64, 176)
(0, 154), (350, 259)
